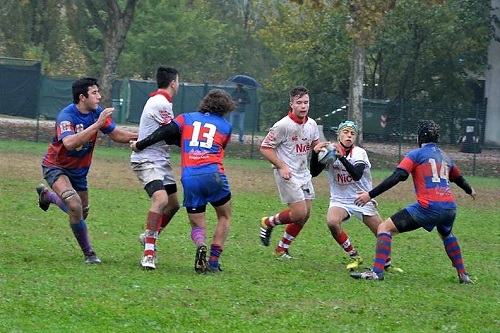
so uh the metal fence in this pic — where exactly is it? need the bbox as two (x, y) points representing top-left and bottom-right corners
(1, 61), (496, 177)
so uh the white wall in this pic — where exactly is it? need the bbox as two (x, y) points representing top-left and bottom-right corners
(485, 0), (500, 145)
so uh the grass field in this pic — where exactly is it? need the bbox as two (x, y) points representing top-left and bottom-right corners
(0, 140), (499, 332)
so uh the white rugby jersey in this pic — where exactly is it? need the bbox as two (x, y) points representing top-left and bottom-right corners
(131, 91), (174, 163)
(261, 112), (319, 184)
(328, 145), (373, 203)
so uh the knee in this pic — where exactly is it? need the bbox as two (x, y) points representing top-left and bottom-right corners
(326, 219), (341, 234)
(377, 222), (392, 234)
(61, 189), (81, 212)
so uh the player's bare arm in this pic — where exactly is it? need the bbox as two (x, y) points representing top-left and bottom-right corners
(108, 127), (138, 143)
(260, 147), (291, 180)
(61, 108), (114, 150)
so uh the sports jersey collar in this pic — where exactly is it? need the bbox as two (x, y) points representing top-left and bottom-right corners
(150, 90), (172, 102)
(347, 145), (355, 157)
(288, 110), (308, 124)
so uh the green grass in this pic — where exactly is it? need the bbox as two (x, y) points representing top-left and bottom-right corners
(0, 141), (499, 332)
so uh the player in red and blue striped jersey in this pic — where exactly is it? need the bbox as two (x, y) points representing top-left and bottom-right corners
(131, 89), (236, 273)
(36, 77), (138, 264)
(352, 120), (477, 283)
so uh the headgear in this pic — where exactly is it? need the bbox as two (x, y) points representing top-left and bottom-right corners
(337, 120), (358, 139)
(417, 120), (440, 147)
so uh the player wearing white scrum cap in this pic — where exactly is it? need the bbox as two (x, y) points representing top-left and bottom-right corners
(310, 120), (401, 273)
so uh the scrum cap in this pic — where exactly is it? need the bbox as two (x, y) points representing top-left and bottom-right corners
(337, 120), (358, 139)
(417, 120), (440, 147)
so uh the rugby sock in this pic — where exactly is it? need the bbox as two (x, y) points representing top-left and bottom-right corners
(276, 223), (302, 252)
(158, 211), (175, 235)
(333, 231), (355, 255)
(46, 191), (67, 213)
(144, 211), (161, 256)
(208, 243), (223, 267)
(443, 234), (466, 274)
(191, 227), (206, 247)
(373, 232), (392, 274)
(70, 219), (92, 254)
(265, 210), (292, 227)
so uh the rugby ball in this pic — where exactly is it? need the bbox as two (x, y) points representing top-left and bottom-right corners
(318, 145), (336, 164)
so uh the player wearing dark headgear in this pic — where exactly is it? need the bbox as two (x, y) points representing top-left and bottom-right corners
(352, 120), (477, 283)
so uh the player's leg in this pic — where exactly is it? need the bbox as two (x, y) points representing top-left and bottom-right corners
(132, 161), (171, 269)
(159, 191), (180, 233)
(274, 198), (312, 259)
(437, 214), (473, 284)
(37, 166), (68, 213)
(326, 204), (360, 269)
(140, 181), (170, 269)
(206, 195), (232, 273)
(274, 181), (314, 258)
(260, 175), (309, 248)
(182, 174), (211, 273)
(362, 212), (402, 272)
(50, 174), (100, 263)
(158, 165), (181, 235)
(351, 208), (417, 281)
(187, 209), (208, 274)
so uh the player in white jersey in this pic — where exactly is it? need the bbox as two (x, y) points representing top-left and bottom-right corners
(130, 66), (181, 270)
(310, 120), (400, 272)
(259, 86), (320, 259)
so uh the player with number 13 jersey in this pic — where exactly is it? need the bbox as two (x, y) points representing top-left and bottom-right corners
(176, 111), (231, 178)
(131, 89), (236, 273)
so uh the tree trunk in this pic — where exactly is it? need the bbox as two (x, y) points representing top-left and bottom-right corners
(90, 0), (137, 108)
(349, 43), (365, 145)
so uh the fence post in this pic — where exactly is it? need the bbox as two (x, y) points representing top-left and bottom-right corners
(398, 99), (404, 162)
(471, 104), (480, 176)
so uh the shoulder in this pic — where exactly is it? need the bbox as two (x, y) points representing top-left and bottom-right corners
(350, 146), (369, 160)
(147, 94), (170, 106)
(306, 118), (318, 126)
(352, 145), (367, 153)
(273, 116), (289, 127)
(57, 104), (77, 120)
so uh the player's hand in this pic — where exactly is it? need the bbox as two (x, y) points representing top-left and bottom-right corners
(97, 108), (114, 128)
(313, 141), (331, 154)
(470, 188), (477, 200)
(278, 166), (292, 180)
(333, 142), (346, 158)
(129, 140), (139, 152)
(354, 190), (371, 207)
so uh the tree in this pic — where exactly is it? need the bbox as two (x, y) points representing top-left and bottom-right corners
(257, 1), (351, 126)
(0, 0), (66, 73)
(343, 0), (396, 144)
(120, 0), (235, 82)
(66, 0), (137, 107)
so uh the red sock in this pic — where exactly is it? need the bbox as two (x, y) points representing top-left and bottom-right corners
(145, 211), (161, 256)
(333, 231), (355, 254)
(268, 210), (292, 226)
(276, 223), (303, 252)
